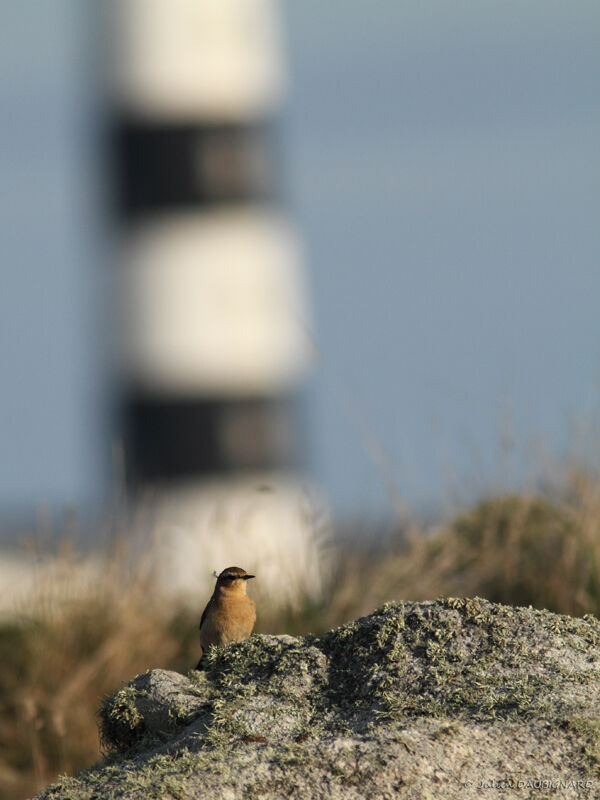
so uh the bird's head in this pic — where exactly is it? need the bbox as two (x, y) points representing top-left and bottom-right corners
(215, 566), (255, 594)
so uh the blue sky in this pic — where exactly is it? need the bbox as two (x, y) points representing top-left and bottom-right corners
(0, 2), (105, 517)
(281, 1), (600, 514)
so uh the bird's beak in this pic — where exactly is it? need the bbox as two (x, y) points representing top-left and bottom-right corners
(244, 574), (255, 580)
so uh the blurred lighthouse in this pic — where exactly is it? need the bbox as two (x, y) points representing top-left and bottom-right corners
(111, 0), (311, 486)
(110, 0), (325, 604)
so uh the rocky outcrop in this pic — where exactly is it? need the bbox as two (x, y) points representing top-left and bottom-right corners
(37, 598), (600, 799)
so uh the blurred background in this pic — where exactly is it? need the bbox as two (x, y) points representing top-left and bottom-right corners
(1, 1), (599, 527)
(1, 2), (599, 797)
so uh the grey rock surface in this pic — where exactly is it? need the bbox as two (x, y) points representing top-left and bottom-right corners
(37, 599), (600, 799)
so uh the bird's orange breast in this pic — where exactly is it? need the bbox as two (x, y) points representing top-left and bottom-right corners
(199, 593), (256, 650)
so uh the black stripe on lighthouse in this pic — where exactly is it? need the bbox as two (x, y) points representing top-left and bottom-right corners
(114, 120), (282, 217)
(123, 393), (303, 482)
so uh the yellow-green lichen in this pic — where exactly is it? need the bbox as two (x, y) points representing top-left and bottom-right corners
(99, 684), (147, 752)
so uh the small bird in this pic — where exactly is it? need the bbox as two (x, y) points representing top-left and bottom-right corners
(196, 566), (256, 668)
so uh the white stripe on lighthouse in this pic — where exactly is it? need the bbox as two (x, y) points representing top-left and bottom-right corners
(119, 208), (311, 395)
(112, 0), (285, 120)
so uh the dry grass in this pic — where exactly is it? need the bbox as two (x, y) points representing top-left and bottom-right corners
(358, 466), (600, 619)
(0, 546), (198, 799)
(2, 465), (600, 799)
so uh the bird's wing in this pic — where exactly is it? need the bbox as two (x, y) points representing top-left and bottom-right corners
(199, 596), (213, 631)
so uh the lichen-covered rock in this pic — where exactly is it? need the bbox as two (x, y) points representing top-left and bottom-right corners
(36, 599), (600, 799)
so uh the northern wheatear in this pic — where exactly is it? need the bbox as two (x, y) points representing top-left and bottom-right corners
(196, 566), (256, 668)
